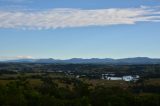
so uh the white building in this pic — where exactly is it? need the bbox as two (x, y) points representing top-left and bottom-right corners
(122, 76), (133, 81)
(107, 77), (122, 80)
(102, 74), (140, 82)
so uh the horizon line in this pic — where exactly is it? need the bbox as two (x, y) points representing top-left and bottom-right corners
(1, 56), (160, 61)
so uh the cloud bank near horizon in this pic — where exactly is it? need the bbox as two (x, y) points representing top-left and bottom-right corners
(0, 6), (160, 30)
(0, 56), (33, 60)
(0, 0), (31, 3)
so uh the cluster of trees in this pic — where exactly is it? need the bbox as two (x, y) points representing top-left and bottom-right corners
(0, 76), (159, 106)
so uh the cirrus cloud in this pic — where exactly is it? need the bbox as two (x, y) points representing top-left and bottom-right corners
(0, 6), (160, 29)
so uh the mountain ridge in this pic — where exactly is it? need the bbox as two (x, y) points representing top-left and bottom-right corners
(1, 57), (160, 64)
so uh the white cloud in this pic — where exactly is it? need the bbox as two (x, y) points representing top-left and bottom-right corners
(0, 56), (33, 60)
(0, 50), (15, 53)
(0, 6), (160, 29)
(0, 0), (31, 3)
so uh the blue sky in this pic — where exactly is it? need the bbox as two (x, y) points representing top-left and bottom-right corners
(0, 0), (160, 60)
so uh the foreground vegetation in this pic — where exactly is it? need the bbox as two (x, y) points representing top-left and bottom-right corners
(0, 76), (159, 106)
(0, 63), (159, 106)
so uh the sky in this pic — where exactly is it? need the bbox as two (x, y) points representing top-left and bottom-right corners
(0, 0), (160, 60)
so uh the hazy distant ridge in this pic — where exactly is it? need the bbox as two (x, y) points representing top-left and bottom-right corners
(2, 57), (160, 64)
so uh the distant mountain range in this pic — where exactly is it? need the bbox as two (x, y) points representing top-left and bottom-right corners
(1, 57), (160, 64)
